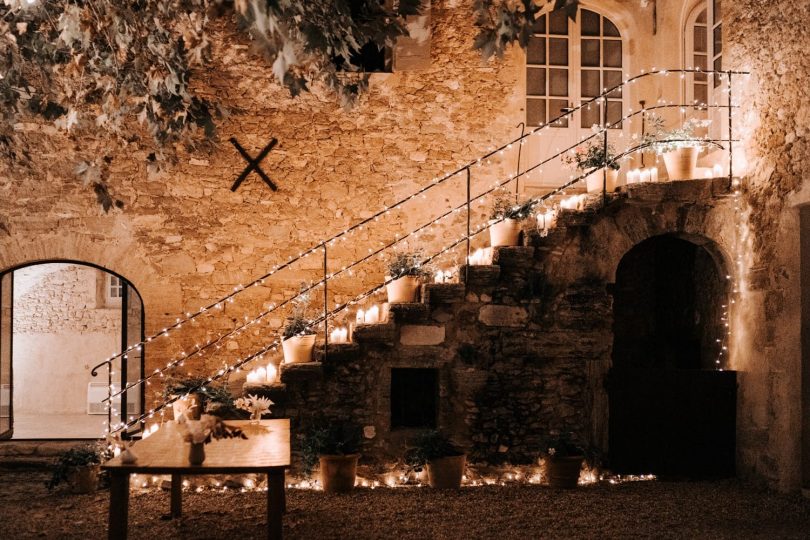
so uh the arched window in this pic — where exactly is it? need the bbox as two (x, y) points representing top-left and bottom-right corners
(687, 7), (709, 108)
(526, 8), (624, 130)
(685, 0), (722, 106)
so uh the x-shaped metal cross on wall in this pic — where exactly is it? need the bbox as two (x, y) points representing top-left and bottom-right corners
(229, 137), (279, 192)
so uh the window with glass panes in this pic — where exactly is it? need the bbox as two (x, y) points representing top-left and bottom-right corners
(711, 0), (722, 88)
(579, 9), (623, 129)
(691, 8), (709, 107)
(526, 10), (571, 128)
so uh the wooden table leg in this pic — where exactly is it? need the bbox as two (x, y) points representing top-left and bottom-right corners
(267, 469), (285, 540)
(108, 472), (129, 540)
(170, 474), (182, 519)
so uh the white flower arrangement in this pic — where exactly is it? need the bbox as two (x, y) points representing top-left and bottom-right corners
(234, 394), (274, 421)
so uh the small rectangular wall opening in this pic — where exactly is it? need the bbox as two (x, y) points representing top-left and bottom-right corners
(390, 368), (438, 429)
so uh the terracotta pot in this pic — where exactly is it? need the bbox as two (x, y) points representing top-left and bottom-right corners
(546, 455), (584, 488)
(489, 219), (522, 247)
(427, 454), (466, 489)
(584, 168), (619, 194)
(67, 465), (99, 494)
(320, 453), (359, 493)
(386, 275), (420, 303)
(188, 442), (206, 466)
(282, 334), (316, 364)
(663, 146), (700, 181)
(172, 393), (201, 421)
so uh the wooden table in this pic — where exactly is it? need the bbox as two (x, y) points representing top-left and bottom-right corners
(102, 419), (290, 540)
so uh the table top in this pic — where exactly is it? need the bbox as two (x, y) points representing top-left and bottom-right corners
(103, 419), (290, 474)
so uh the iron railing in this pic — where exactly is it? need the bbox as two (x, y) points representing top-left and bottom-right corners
(93, 69), (748, 434)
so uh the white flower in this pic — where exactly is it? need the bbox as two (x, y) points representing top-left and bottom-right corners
(548, 448), (556, 456)
(233, 394), (274, 418)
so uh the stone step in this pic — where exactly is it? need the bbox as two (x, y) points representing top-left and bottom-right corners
(422, 283), (465, 304)
(387, 302), (430, 324)
(492, 246), (535, 267)
(320, 342), (361, 363)
(279, 362), (323, 383)
(459, 264), (500, 289)
(351, 321), (396, 345)
(242, 382), (288, 404)
(0, 440), (86, 469)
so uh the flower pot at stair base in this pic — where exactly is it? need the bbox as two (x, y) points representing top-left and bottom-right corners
(320, 453), (360, 493)
(489, 219), (522, 247)
(662, 147), (700, 180)
(427, 454), (466, 489)
(67, 465), (100, 494)
(386, 275), (420, 303)
(584, 168), (619, 194)
(282, 334), (316, 364)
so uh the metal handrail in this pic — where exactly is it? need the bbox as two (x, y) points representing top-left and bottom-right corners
(93, 68), (747, 371)
(100, 69), (749, 431)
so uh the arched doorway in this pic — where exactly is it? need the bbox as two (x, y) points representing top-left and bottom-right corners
(608, 234), (736, 478)
(0, 261), (144, 439)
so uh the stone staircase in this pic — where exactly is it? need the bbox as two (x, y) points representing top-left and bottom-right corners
(230, 178), (734, 470)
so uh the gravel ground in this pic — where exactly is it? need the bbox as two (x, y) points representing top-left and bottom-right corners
(1, 471), (809, 539)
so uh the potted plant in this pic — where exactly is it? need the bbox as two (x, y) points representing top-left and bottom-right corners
(386, 252), (429, 303)
(542, 431), (592, 488)
(163, 377), (234, 421)
(489, 196), (537, 247)
(281, 286), (317, 364)
(176, 413), (247, 465)
(163, 376), (207, 421)
(643, 115), (709, 180)
(47, 445), (103, 493)
(405, 430), (466, 489)
(563, 140), (621, 193)
(301, 421), (362, 493)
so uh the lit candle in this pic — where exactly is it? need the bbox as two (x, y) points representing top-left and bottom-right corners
(640, 169), (651, 183)
(356, 309), (365, 324)
(329, 328), (341, 343)
(650, 167), (659, 182)
(537, 209), (557, 232)
(627, 168), (639, 184)
(365, 305), (380, 324)
(246, 369), (260, 384)
(434, 270), (445, 283)
(382, 303), (390, 323)
(703, 168), (712, 179)
(266, 362), (277, 383)
(713, 164), (723, 177)
(255, 366), (267, 382)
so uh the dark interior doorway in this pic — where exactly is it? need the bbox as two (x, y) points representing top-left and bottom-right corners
(608, 235), (736, 478)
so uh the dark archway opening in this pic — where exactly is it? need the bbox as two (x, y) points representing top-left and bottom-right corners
(0, 261), (145, 439)
(608, 235), (736, 479)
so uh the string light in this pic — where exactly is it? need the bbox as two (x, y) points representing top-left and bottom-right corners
(100, 69), (750, 433)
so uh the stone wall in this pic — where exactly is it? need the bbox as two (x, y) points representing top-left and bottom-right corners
(0, 0), (805, 489)
(13, 264), (120, 334)
(725, 0), (810, 490)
